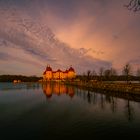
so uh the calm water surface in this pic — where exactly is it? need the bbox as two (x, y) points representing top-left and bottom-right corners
(0, 82), (140, 139)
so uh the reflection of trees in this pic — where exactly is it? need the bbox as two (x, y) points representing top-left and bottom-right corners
(42, 83), (136, 122)
(42, 82), (75, 99)
(87, 91), (91, 104)
(92, 92), (97, 105)
(76, 88), (120, 114)
(77, 88), (136, 121)
(105, 95), (117, 113)
(125, 100), (134, 122)
(78, 89), (92, 104)
(110, 96), (117, 113)
(100, 94), (105, 109)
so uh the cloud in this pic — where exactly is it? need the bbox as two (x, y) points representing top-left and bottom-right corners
(0, 49), (43, 68)
(0, 4), (111, 75)
(0, 52), (9, 60)
(1, 0), (140, 75)
(38, 0), (140, 69)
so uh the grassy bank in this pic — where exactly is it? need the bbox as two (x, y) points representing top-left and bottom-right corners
(65, 80), (140, 95)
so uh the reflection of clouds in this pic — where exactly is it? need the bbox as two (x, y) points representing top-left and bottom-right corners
(42, 83), (75, 99)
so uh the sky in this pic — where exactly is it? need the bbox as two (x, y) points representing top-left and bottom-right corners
(0, 0), (140, 76)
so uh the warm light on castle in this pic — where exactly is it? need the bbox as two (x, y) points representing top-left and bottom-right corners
(43, 65), (76, 81)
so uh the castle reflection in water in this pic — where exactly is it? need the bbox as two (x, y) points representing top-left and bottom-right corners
(42, 82), (75, 99)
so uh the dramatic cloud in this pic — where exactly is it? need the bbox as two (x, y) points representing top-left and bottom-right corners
(0, 0), (140, 75)
(0, 1), (111, 75)
(39, 0), (140, 70)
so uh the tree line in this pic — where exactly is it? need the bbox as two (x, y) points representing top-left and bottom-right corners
(77, 63), (140, 83)
(0, 75), (42, 82)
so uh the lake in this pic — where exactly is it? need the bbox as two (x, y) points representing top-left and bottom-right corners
(0, 82), (140, 139)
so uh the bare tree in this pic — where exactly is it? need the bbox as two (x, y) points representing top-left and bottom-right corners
(87, 70), (91, 82)
(82, 72), (86, 82)
(104, 69), (111, 78)
(92, 70), (97, 76)
(99, 67), (104, 76)
(92, 70), (97, 80)
(110, 68), (118, 76)
(99, 67), (104, 81)
(103, 68), (117, 80)
(124, 0), (140, 12)
(122, 63), (132, 83)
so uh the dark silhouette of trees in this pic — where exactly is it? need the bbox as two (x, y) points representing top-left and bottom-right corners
(104, 69), (111, 80)
(103, 68), (118, 81)
(87, 70), (91, 82)
(124, 0), (140, 12)
(77, 63), (140, 82)
(0, 75), (41, 82)
(92, 70), (97, 80)
(99, 67), (104, 81)
(122, 63), (132, 83)
(99, 67), (104, 76)
(110, 68), (118, 76)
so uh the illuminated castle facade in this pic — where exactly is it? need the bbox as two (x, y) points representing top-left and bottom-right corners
(43, 65), (76, 81)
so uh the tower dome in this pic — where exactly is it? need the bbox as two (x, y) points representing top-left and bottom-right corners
(46, 65), (52, 71)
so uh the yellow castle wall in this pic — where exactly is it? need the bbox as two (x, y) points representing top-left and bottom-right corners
(43, 70), (76, 81)
(45, 71), (53, 80)
(68, 71), (76, 79)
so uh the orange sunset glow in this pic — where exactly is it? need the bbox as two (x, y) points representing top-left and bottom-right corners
(0, 0), (140, 76)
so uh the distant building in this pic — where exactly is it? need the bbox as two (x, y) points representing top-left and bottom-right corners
(43, 65), (76, 81)
(13, 80), (21, 83)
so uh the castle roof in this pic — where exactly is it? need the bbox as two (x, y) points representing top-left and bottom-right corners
(43, 71), (46, 75)
(46, 65), (52, 71)
(57, 69), (62, 72)
(43, 65), (75, 75)
(69, 66), (75, 72)
(64, 70), (69, 73)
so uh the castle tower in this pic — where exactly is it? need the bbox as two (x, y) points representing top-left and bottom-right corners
(68, 66), (76, 79)
(43, 65), (53, 81)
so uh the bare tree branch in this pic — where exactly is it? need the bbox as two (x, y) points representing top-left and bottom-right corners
(124, 0), (140, 12)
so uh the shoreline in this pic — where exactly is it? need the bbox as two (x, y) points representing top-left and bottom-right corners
(64, 81), (140, 95)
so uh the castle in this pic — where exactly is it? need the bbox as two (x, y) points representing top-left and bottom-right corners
(43, 65), (76, 81)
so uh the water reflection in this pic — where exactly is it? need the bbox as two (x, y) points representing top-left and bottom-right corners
(0, 82), (137, 122)
(0, 82), (41, 90)
(41, 83), (136, 122)
(76, 87), (135, 122)
(42, 82), (75, 99)
(125, 100), (134, 121)
(0, 82), (140, 140)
